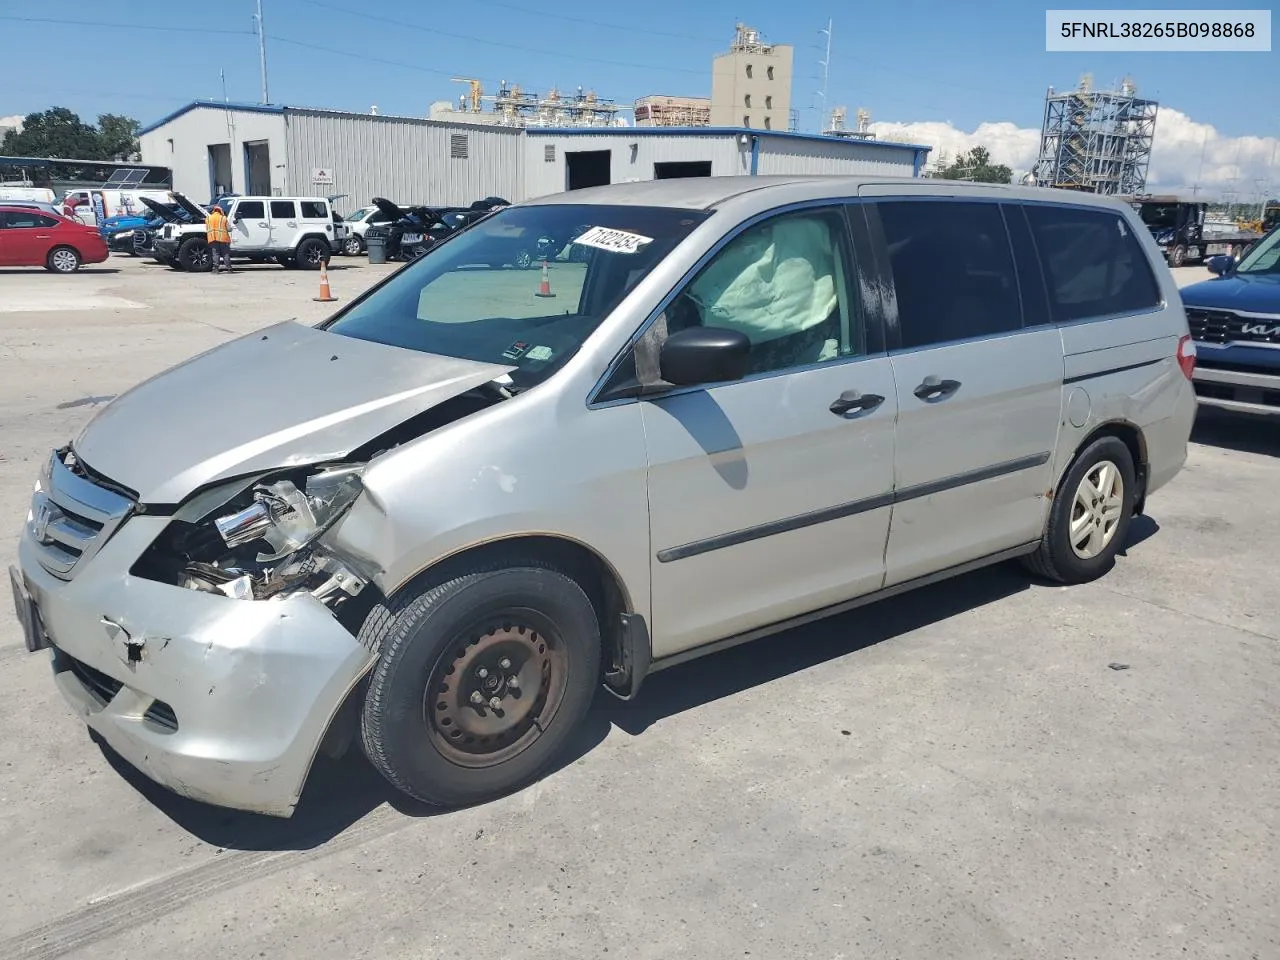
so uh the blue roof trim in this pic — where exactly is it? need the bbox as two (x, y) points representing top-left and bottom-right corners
(526, 126), (933, 154)
(139, 100), (284, 136)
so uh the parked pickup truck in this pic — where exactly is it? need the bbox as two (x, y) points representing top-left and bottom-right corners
(1180, 224), (1280, 416)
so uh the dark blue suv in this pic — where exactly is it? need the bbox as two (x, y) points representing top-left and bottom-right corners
(1181, 226), (1280, 417)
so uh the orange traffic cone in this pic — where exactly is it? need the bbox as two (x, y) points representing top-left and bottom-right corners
(313, 261), (338, 302)
(534, 259), (556, 298)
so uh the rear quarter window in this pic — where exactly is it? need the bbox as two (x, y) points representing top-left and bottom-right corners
(299, 201), (327, 219)
(1024, 205), (1161, 323)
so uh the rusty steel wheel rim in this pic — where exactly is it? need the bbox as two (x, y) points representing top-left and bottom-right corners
(424, 615), (568, 768)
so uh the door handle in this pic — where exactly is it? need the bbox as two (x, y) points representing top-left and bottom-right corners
(829, 389), (886, 416)
(286, 221), (297, 227)
(913, 376), (962, 402)
(258, 221), (269, 228)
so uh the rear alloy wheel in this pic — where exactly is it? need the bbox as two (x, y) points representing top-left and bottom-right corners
(1024, 436), (1136, 585)
(343, 235), (364, 256)
(295, 238), (327, 269)
(177, 237), (210, 272)
(359, 560), (601, 808)
(513, 248), (533, 269)
(46, 246), (81, 274)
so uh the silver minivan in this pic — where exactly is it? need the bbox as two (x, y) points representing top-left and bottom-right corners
(11, 176), (1197, 817)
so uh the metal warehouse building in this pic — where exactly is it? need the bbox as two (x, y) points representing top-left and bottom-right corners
(139, 101), (930, 206)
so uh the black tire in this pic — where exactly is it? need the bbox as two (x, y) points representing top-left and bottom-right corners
(295, 238), (327, 270)
(359, 559), (601, 808)
(1024, 436), (1137, 585)
(45, 246), (81, 273)
(1169, 244), (1187, 268)
(342, 234), (364, 256)
(177, 236), (210, 272)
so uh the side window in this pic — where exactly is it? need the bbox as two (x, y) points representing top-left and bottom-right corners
(236, 200), (265, 220)
(877, 200), (1022, 349)
(2, 211), (56, 229)
(1024, 205), (1162, 323)
(270, 200), (297, 219)
(299, 200), (327, 219)
(666, 208), (860, 376)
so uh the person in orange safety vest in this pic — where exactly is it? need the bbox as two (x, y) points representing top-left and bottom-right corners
(206, 205), (232, 273)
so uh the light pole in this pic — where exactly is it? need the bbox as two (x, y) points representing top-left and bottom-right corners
(253, 0), (270, 105)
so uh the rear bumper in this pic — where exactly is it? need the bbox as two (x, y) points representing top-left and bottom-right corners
(14, 518), (374, 817)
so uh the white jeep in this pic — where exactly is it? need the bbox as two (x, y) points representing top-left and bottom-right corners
(155, 194), (342, 272)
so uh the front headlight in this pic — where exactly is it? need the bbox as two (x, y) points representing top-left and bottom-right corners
(135, 463), (369, 605)
(215, 464), (363, 561)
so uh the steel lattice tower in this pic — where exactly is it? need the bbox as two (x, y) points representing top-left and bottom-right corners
(1033, 75), (1159, 195)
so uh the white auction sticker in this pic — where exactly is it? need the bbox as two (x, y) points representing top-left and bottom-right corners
(572, 226), (654, 254)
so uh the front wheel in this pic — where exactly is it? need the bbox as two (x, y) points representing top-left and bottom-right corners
(342, 235), (364, 256)
(1023, 436), (1137, 585)
(1169, 244), (1187, 268)
(46, 246), (81, 273)
(177, 237), (210, 272)
(359, 560), (602, 808)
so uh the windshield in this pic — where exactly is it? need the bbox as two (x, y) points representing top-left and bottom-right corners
(1137, 204), (1178, 229)
(1236, 228), (1280, 275)
(325, 204), (708, 390)
(344, 207), (373, 222)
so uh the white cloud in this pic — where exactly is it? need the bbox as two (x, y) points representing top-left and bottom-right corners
(0, 114), (23, 134)
(871, 107), (1279, 198)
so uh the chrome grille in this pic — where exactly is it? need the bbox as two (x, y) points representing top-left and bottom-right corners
(1187, 308), (1280, 346)
(29, 449), (134, 580)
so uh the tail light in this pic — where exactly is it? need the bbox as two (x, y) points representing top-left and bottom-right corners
(1177, 334), (1197, 380)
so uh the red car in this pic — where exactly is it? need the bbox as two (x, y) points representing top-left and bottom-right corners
(0, 205), (109, 273)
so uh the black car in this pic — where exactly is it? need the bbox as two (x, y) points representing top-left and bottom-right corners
(364, 197), (516, 262)
(362, 198), (449, 261)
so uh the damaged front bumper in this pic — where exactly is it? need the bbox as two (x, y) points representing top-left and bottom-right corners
(14, 516), (375, 817)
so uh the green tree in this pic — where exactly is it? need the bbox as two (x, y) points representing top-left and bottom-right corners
(1, 107), (102, 158)
(96, 114), (141, 161)
(0, 107), (142, 160)
(935, 145), (1013, 184)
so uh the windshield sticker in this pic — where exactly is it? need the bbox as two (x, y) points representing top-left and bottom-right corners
(572, 226), (654, 254)
(526, 345), (554, 362)
(501, 341), (530, 361)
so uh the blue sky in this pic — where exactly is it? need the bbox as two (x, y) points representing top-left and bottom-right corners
(1, 0), (1275, 191)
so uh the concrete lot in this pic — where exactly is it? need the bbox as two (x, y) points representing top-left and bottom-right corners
(0, 256), (1276, 959)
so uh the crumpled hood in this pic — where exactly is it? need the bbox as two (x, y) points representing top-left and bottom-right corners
(73, 320), (514, 504)
(1181, 273), (1280, 314)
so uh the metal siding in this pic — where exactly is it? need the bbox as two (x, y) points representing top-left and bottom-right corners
(523, 132), (748, 200)
(283, 110), (523, 207)
(139, 106), (286, 200)
(756, 136), (916, 177)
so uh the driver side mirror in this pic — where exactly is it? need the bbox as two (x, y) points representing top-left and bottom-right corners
(1206, 254), (1235, 277)
(659, 326), (751, 386)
